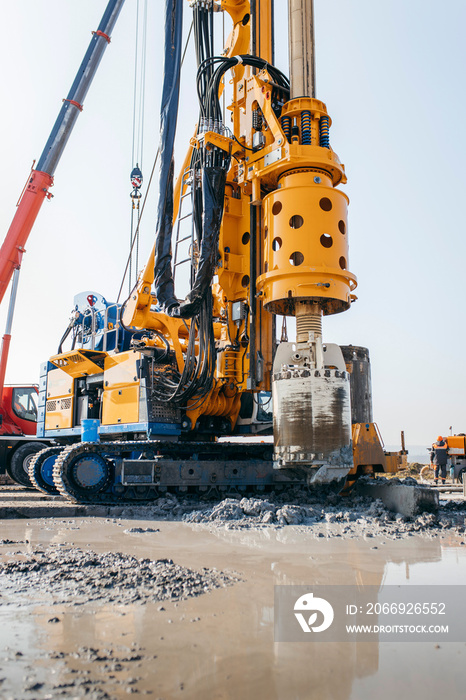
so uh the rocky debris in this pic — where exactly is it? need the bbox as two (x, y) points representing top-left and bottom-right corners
(0, 546), (240, 606)
(179, 482), (466, 539)
(25, 681), (44, 691)
(2, 480), (464, 545)
(276, 504), (308, 525)
(5, 643), (153, 700)
(209, 498), (243, 521)
(240, 497), (275, 516)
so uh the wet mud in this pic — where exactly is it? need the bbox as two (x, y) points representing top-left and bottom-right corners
(0, 546), (239, 606)
(0, 487), (465, 699)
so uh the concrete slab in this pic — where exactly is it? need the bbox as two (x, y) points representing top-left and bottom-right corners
(355, 478), (439, 517)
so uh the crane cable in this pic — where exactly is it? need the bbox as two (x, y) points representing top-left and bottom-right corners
(128, 0), (148, 292)
(117, 18), (194, 304)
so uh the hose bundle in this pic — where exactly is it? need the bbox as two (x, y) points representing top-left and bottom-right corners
(151, 3), (289, 407)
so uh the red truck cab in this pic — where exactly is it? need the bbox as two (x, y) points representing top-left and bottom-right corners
(0, 385), (49, 486)
(1, 385), (38, 436)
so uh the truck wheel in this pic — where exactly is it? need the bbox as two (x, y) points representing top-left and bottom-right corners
(9, 442), (48, 487)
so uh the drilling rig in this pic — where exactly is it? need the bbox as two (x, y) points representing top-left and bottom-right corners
(28, 0), (403, 501)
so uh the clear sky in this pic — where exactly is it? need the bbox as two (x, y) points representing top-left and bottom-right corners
(0, 0), (465, 449)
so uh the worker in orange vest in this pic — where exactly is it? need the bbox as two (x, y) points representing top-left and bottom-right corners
(430, 436), (449, 485)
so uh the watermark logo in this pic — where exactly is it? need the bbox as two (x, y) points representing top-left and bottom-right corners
(294, 592), (334, 633)
(276, 586), (460, 642)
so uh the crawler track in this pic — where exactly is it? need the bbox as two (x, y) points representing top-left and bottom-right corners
(52, 440), (302, 504)
(29, 446), (64, 495)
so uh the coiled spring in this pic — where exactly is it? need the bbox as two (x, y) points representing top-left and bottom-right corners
(281, 115), (291, 143)
(319, 116), (330, 148)
(301, 111), (311, 145)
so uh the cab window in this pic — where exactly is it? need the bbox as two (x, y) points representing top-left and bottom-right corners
(12, 387), (38, 422)
(257, 391), (272, 422)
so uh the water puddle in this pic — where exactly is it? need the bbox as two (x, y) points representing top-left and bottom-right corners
(0, 518), (464, 699)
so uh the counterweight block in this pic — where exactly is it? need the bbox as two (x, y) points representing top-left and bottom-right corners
(272, 363), (353, 487)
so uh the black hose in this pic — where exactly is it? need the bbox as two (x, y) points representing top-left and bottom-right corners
(151, 28), (291, 406)
(57, 319), (75, 355)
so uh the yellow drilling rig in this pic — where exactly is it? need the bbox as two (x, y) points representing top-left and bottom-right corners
(10, 0), (406, 502)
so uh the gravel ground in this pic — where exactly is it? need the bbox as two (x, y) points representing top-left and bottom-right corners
(183, 499), (466, 540)
(90, 478), (466, 541)
(0, 480), (464, 699)
(1, 640), (156, 699)
(0, 540), (241, 699)
(0, 546), (239, 607)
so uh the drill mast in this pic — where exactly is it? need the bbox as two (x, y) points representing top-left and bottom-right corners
(121, 0), (357, 484)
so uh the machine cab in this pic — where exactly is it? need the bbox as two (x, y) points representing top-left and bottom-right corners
(2, 385), (38, 435)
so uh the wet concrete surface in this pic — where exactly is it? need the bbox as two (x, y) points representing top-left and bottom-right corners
(0, 512), (465, 699)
